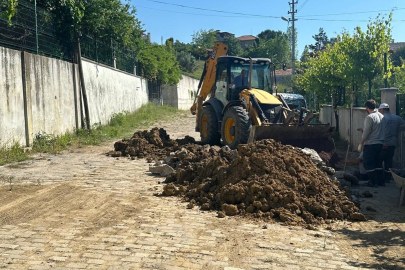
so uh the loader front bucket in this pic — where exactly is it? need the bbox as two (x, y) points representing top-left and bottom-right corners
(248, 124), (335, 153)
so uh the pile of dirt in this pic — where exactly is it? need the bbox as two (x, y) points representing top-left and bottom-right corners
(111, 128), (365, 225)
(109, 127), (196, 161)
(163, 140), (365, 225)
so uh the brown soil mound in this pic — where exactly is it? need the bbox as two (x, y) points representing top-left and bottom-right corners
(111, 127), (196, 161)
(164, 140), (365, 225)
(112, 128), (364, 225)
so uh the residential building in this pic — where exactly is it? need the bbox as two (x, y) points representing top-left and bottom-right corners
(237, 35), (258, 49)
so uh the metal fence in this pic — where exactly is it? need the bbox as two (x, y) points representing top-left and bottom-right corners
(0, 0), (73, 61)
(0, 0), (137, 73)
(397, 93), (405, 119)
(80, 35), (137, 74)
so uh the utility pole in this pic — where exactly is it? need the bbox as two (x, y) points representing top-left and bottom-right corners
(288, 0), (298, 76)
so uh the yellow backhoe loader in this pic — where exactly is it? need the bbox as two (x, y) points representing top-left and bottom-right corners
(190, 42), (334, 152)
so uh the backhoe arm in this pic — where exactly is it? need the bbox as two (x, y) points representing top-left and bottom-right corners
(190, 42), (228, 115)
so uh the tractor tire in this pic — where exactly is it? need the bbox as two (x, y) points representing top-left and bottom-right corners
(200, 105), (221, 145)
(221, 106), (252, 149)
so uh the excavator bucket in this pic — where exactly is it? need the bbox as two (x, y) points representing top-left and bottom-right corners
(248, 124), (335, 153)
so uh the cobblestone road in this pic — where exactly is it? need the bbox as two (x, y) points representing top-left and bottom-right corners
(0, 115), (404, 270)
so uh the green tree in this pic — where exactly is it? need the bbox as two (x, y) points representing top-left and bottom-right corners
(258, 30), (284, 41)
(389, 68), (405, 93)
(1, 0), (18, 22)
(300, 45), (310, 63)
(137, 44), (181, 85)
(79, 0), (143, 48)
(391, 45), (405, 67)
(296, 14), (394, 107)
(346, 14), (392, 99)
(309, 28), (330, 53)
(191, 29), (217, 59)
(295, 41), (349, 105)
(165, 37), (174, 54)
(173, 40), (193, 55)
(176, 51), (196, 73)
(246, 32), (291, 67)
(221, 35), (243, 56)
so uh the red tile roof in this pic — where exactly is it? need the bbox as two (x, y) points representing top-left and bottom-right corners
(389, 42), (405, 52)
(236, 35), (257, 41)
(275, 69), (292, 76)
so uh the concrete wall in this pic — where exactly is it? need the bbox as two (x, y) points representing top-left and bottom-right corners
(319, 105), (336, 127)
(380, 88), (398, 115)
(162, 75), (199, 110)
(0, 45), (150, 146)
(176, 75), (198, 110)
(321, 105), (367, 148)
(161, 84), (178, 108)
(337, 107), (368, 149)
(0, 47), (26, 146)
(25, 53), (80, 141)
(82, 59), (149, 126)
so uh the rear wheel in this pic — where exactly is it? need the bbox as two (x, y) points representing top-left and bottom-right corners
(200, 106), (220, 145)
(221, 106), (251, 149)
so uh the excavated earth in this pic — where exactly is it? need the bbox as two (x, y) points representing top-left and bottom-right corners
(111, 128), (365, 226)
(111, 127), (196, 162)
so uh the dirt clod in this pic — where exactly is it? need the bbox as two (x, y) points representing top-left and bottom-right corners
(365, 206), (377, 212)
(222, 203), (239, 216)
(362, 190), (373, 198)
(163, 183), (178, 196)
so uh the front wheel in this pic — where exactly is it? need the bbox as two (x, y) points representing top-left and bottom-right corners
(200, 106), (221, 145)
(221, 106), (252, 149)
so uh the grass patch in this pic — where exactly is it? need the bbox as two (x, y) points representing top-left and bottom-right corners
(0, 103), (180, 165)
(71, 103), (179, 146)
(32, 133), (73, 154)
(0, 142), (30, 166)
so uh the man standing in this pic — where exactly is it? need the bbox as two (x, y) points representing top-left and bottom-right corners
(358, 100), (384, 187)
(378, 103), (405, 182)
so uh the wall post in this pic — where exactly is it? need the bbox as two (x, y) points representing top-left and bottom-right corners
(380, 88), (398, 114)
(21, 51), (33, 146)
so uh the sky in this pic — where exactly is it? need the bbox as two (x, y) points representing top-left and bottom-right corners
(131, 0), (405, 58)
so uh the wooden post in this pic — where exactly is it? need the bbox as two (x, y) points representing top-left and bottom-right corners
(76, 35), (91, 130)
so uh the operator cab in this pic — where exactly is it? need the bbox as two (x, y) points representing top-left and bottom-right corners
(212, 56), (283, 123)
(213, 56), (274, 104)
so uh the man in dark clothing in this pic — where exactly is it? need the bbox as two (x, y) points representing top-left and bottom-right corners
(234, 69), (249, 89)
(378, 103), (405, 182)
(358, 100), (384, 187)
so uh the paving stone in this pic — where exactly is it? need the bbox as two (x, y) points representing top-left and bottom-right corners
(65, 263), (88, 269)
(0, 244), (19, 250)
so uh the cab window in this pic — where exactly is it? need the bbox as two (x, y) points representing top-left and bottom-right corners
(214, 63), (227, 104)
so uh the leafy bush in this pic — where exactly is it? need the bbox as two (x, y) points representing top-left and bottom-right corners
(177, 51), (197, 73)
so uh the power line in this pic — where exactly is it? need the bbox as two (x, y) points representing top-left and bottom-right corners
(299, 18), (369, 22)
(297, 7), (405, 17)
(139, 0), (281, 18)
(135, 1), (405, 22)
(135, 5), (251, 18)
(297, 0), (308, 12)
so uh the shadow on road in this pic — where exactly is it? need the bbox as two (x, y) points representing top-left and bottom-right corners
(336, 227), (405, 270)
